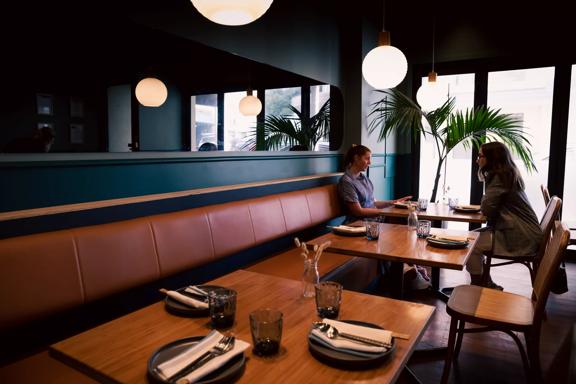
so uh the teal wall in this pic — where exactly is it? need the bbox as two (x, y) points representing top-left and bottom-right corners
(0, 154), (340, 212)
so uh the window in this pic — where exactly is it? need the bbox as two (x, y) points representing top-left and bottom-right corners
(224, 91), (257, 151)
(487, 67), (555, 218)
(265, 87), (301, 118)
(192, 94), (218, 151)
(563, 65), (576, 227)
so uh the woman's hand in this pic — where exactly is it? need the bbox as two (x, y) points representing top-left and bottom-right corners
(393, 195), (413, 204)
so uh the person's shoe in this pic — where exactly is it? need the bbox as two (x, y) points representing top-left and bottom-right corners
(415, 265), (430, 282)
(485, 279), (504, 291)
(469, 273), (504, 291)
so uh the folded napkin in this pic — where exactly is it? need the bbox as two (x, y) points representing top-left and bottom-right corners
(456, 204), (481, 210)
(310, 319), (391, 357)
(156, 330), (250, 383)
(430, 234), (468, 243)
(185, 285), (209, 297)
(332, 225), (366, 233)
(166, 290), (208, 309)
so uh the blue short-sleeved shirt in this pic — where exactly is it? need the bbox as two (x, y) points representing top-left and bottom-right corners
(337, 169), (375, 222)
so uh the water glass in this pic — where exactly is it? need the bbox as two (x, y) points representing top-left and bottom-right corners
(364, 219), (380, 240)
(417, 198), (428, 211)
(208, 288), (237, 329)
(249, 309), (283, 356)
(448, 197), (459, 209)
(417, 220), (431, 238)
(315, 281), (342, 319)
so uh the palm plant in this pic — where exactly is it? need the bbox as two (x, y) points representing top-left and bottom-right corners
(243, 99), (330, 151)
(368, 88), (536, 202)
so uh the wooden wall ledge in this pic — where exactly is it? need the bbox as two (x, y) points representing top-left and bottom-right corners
(0, 173), (343, 222)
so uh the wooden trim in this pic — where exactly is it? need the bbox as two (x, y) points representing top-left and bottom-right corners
(0, 172), (343, 222)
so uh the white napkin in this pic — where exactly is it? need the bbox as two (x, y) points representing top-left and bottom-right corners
(310, 319), (391, 355)
(332, 225), (366, 233)
(166, 290), (208, 309)
(430, 234), (468, 243)
(456, 204), (480, 210)
(156, 330), (250, 383)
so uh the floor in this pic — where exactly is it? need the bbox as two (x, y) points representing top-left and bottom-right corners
(400, 258), (576, 384)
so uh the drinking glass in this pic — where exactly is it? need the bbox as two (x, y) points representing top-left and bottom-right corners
(249, 309), (283, 356)
(314, 281), (342, 319)
(417, 220), (431, 238)
(417, 198), (428, 211)
(208, 288), (237, 329)
(364, 219), (380, 240)
(448, 197), (459, 209)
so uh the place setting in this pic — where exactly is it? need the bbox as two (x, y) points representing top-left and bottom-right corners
(452, 204), (481, 213)
(327, 224), (366, 236)
(160, 285), (226, 317)
(307, 281), (407, 369)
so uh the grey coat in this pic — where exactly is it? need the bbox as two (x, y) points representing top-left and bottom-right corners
(481, 174), (543, 257)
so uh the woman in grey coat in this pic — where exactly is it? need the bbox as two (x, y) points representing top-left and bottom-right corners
(467, 142), (543, 289)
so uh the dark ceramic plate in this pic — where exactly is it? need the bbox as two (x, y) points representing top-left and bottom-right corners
(330, 226), (366, 237)
(426, 238), (468, 249)
(147, 336), (245, 384)
(308, 320), (396, 370)
(164, 285), (223, 317)
(453, 206), (481, 213)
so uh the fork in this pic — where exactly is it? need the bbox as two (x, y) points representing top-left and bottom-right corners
(169, 336), (235, 384)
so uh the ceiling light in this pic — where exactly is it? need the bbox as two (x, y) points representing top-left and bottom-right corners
(239, 89), (262, 116)
(135, 77), (168, 107)
(191, 0), (274, 26)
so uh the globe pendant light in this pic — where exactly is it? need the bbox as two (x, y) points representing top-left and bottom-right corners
(191, 0), (274, 26)
(416, 19), (448, 111)
(362, 1), (407, 89)
(135, 77), (168, 107)
(239, 89), (262, 116)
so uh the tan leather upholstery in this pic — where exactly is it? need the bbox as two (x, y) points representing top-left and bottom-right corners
(0, 230), (83, 329)
(306, 185), (341, 225)
(151, 208), (214, 277)
(248, 197), (287, 244)
(280, 191), (313, 232)
(208, 201), (256, 258)
(73, 218), (160, 302)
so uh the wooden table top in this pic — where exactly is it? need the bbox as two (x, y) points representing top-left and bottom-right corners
(50, 270), (435, 384)
(379, 203), (486, 223)
(309, 223), (479, 270)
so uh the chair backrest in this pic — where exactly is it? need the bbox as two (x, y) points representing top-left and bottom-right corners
(536, 196), (562, 260)
(540, 184), (551, 206)
(532, 221), (570, 323)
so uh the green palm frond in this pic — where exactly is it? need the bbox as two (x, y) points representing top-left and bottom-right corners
(368, 88), (425, 141)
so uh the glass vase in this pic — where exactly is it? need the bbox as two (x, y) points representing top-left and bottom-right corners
(302, 259), (320, 298)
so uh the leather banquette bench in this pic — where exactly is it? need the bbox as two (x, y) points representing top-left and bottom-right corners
(0, 184), (379, 382)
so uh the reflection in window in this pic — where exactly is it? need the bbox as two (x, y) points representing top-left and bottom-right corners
(311, 85), (331, 151)
(563, 65), (576, 228)
(192, 94), (218, 151)
(488, 67), (555, 218)
(265, 87), (301, 117)
(224, 91), (257, 151)
(419, 74), (474, 229)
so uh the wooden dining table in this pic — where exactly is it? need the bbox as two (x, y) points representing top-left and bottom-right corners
(309, 223), (479, 299)
(379, 203), (486, 224)
(50, 270), (435, 384)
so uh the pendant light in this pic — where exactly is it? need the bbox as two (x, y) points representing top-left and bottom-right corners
(191, 0), (274, 26)
(362, 0), (407, 89)
(239, 89), (262, 116)
(416, 19), (449, 111)
(135, 77), (168, 107)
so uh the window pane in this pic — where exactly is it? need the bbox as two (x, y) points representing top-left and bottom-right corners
(419, 73), (475, 229)
(563, 65), (576, 229)
(311, 84), (330, 151)
(265, 87), (301, 117)
(488, 67), (555, 219)
(192, 94), (218, 151)
(224, 91), (257, 151)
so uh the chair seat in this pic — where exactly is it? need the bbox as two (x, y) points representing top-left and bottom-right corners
(447, 285), (534, 327)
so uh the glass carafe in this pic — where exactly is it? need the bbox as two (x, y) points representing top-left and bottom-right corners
(302, 258), (320, 298)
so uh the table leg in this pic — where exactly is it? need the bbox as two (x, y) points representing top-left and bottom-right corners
(389, 262), (405, 299)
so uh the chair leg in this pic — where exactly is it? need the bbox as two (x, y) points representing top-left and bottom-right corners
(482, 254), (492, 285)
(441, 317), (459, 384)
(502, 330), (531, 381)
(454, 319), (465, 359)
(525, 331), (542, 383)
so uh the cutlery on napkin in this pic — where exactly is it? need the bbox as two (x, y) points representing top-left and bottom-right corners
(159, 288), (208, 309)
(456, 204), (481, 210)
(310, 319), (393, 356)
(429, 234), (469, 243)
(185, 285), (209, 297)
(155, 330), (250, 383)
(330, 225), (366, 233)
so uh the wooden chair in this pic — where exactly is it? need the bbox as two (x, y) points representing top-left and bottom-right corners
(441, 221), (570, 384)
(482, 196), (562, 285)
(540, 184), (551, 206)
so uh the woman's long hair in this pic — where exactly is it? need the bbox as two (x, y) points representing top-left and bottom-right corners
(343, 144), (371, 168)
(478, 141), (525, 190)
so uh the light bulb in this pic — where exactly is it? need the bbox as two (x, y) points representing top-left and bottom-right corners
(135, 77), (168, 107)
(191, 0), (273, 26)
(362, 32), (408, 89)
(416, 73), (449, 111)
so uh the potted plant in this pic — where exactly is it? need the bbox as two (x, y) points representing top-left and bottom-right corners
(243, 99), (330, 151)
(368, 88), (536, 202)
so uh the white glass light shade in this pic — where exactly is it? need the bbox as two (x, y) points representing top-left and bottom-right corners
(416, 76), (449, 112)
(362, 32), (408, 89)
(191, 0), (273, 26)
(135, 77), (168, 107)
(239, 92), (262, 116)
